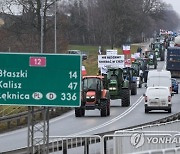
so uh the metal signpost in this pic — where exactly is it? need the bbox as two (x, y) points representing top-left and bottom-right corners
(0, 53), (81, 153)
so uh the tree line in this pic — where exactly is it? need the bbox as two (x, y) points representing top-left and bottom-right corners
(0, 0), (179, 53)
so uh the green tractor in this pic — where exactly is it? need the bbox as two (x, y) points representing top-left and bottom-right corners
(104, 67), (130, 107)
(145, 50), (157, 69)
(131, 62), (143, 88)
(134, 58), (149, 83)
(123, 67), (137, 95)
(151, 42), (165, 61)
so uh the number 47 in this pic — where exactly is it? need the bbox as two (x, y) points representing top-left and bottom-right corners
(68, 82), (78, 90)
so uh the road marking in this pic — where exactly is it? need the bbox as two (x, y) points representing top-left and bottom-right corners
(70, 96), (144, 136)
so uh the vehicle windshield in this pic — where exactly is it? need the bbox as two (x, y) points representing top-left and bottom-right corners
(107, 70), (118, 80)
(131, 64), (139, 71)
(155, 43), (160, 48)
(83, 78), (102, 90)
(171, 79), (177, 84)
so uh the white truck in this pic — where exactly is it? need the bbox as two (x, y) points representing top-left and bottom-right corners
(147, 70), (172, 94)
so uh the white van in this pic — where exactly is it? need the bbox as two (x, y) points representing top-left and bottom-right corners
(144, 86), (172, 113)
(147, 70), (172, 93)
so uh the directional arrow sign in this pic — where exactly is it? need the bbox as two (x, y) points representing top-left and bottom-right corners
(0, 53), (81, 107)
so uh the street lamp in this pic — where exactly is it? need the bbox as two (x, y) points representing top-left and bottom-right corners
(40, 0), (45, 53)
(55, 0), (57, 53)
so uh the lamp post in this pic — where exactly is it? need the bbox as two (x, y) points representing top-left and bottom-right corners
(40, 0), (45, 53)
(55, 0), (57, 53)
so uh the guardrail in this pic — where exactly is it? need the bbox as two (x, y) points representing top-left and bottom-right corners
(0, 107), (71, 132)
(131, 147), (180, 154)
(1, 111), (180, 153)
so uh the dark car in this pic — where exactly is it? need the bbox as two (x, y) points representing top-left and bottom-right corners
(68, 50), (87, 61)
(171, 78), (179, 94)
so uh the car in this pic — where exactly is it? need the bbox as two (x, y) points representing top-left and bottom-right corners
(68, 50), (87, 61)
(171, 78), (179, 94)
(144, 86), (172, 113)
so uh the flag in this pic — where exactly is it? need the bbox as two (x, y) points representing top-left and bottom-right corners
(123, 45), (131, 55)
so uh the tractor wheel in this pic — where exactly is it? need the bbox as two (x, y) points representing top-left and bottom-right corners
(121, 89), (130, 107)
(107, 101), (110, 116)
(160, 55), (164, 61)
(75, 107), (85, 117)
(131, 82), (137, 95)
(100, 101), (107, 117)
(154, 64), (157, 69)
(139, 82), (142, 88)
(145, 108), (149, 113)
(167, 108), (171, 113)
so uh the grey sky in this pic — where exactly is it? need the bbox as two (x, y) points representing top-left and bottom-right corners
(163, 0), (180, 15)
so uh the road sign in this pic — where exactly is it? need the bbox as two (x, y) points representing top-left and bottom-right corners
(0, 53), (81, 107)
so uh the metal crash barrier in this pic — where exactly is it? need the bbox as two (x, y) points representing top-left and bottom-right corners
(33, 131), (180, 154)
(131, 147), (180, 154)
(105, 131), (180, 154)
(34, 135), (101, 154)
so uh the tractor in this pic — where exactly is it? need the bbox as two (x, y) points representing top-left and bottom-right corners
(151, 42), (165, 61)
(123, 67), (137, 95)
(104, 67), (130, 107)
(134, 58), (149, 83)
(75, 76), (110, 117)
(131, 62), (143, 88)
(145, 50), (157, 69)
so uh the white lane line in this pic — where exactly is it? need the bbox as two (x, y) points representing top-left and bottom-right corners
(50, 111), (74, 123)
(70, 96), (144, 136)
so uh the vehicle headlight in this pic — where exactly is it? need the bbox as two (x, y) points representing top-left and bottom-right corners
(91, 96), (95, 99)
(86, 95), (95, 99)
(86, 96), (90, 99)
(109, 87), (116, 90)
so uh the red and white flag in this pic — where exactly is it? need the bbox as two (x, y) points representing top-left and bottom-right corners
(123, 45), (131, 55)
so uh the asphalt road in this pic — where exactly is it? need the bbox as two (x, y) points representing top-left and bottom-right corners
(0, 59), (180, 152)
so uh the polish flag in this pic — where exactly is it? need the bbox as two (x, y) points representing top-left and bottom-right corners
(82, 65), (87, 76)
(123, 45), (131, 55)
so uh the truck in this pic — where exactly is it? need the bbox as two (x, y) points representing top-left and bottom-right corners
(146, 70), (172, 94)
(166, 47), (180, 77)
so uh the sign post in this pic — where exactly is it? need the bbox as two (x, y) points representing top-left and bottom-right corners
(0, 53), (81, 107)
(0, 53), (81, 153)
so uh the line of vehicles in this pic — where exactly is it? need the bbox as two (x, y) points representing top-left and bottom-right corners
(74, 29), (180, 117)
(143, 31), (180, 113)
(75, 50), (150, 117)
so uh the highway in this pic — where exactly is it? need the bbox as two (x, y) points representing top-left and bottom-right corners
(0, 60), (180, 152)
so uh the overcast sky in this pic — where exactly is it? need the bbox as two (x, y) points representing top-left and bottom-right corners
(163, 0), (180, 15)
